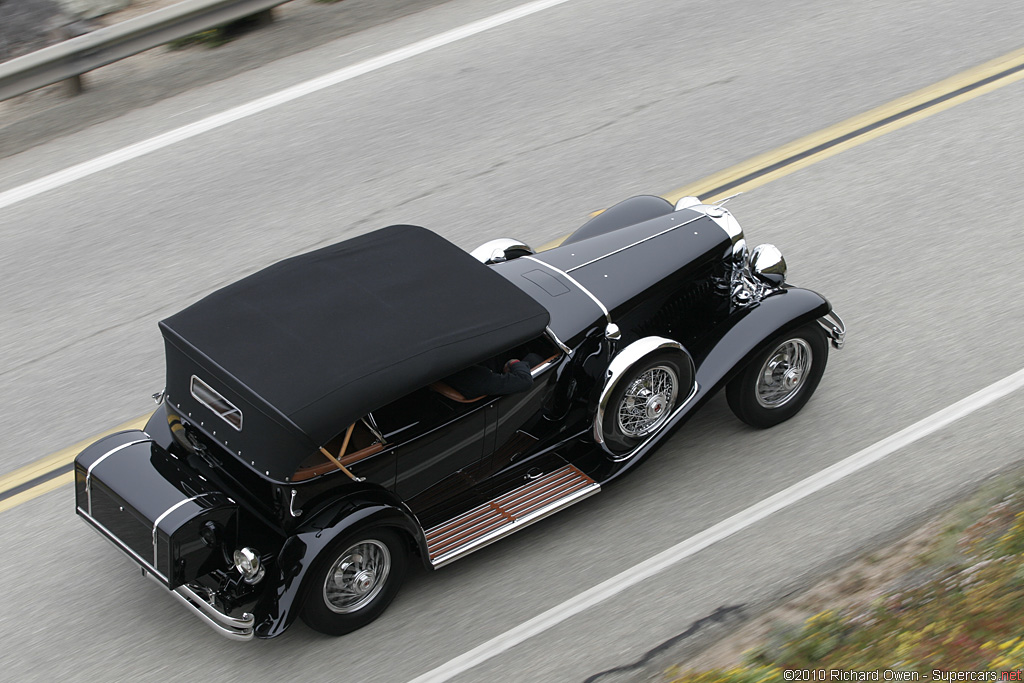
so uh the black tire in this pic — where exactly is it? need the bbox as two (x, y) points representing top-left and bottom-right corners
(726, 323), (828, 429)
(300, 528), (408, 637)
(601, 352), (690, 455)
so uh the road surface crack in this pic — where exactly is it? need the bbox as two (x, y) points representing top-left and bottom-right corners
(582, 604), (745, 683)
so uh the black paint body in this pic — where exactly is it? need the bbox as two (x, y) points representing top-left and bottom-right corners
(75, 205), (834, 639)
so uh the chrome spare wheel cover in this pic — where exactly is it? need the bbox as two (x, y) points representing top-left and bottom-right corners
(323, 539), (391, 614)
(756, 338), (812, 408)
(617, 365), (679, 437)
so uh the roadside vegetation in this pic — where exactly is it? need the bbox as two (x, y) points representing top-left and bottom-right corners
(667, 470), (1024, 680)
(169, 9), (275, 49)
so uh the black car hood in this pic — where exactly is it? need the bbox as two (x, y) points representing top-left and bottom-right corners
(495, 209), (730, 342)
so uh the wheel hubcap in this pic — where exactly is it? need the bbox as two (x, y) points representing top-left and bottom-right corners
(617, 365), (679, 437)
(323, 540), (391, 613)
(352, 570), (375, 595)
(756, 338), (812, 408)
(645, 395), (666, 420)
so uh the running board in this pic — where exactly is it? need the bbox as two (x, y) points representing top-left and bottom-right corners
(425, 464), (600, 568)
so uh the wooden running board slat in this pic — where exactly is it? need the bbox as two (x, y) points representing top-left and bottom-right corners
(425, 467), (578, 540)
(424, 464), (599, 567)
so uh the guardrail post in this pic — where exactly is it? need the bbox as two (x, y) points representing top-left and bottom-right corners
(65, 73), (84, 96)
(59, 22), (92, 97)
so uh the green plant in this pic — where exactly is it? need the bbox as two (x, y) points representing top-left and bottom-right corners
(668, 473), (1024, 679)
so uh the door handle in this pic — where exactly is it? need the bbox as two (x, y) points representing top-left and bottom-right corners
(524, 468), (544, 481)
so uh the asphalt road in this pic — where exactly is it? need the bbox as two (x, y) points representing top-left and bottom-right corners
(1, 0), (1023, 680)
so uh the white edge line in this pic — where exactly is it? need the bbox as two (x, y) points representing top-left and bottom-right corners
(0, 0), (573, 212)
(408, 367), (1024, 683)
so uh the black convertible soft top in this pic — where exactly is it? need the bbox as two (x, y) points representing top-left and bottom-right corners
(159, 225), (550, 479)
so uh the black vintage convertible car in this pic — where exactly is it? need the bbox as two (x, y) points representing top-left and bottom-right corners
(74, 194), (844, 640)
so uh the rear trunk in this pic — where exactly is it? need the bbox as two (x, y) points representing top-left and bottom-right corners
(74, 430), (238, 588)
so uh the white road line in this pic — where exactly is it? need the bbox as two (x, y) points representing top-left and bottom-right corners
(0, 0), (573, 212)
(408, 367), (1024, 683)
(168, 103), (210, 118)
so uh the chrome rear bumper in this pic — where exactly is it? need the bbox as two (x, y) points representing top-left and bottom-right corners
(144, 572), (255, 641)
(81, 507), (254, 641)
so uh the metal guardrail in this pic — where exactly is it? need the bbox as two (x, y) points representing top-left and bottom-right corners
(0, 0), (291, 101)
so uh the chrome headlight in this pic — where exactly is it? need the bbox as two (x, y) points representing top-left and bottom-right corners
(233, 547), (265, 584)
(750, 244), (786, 287)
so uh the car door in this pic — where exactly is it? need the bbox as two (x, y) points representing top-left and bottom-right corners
(383, 390), (494, 529)
(483, 358), (568, 497)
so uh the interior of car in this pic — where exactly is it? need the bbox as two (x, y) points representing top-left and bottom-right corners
(291, 336), (560, 482)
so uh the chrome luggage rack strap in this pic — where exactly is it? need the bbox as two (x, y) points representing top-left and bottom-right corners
(817, 310), (846, 350)
(85, 436), (152, 515)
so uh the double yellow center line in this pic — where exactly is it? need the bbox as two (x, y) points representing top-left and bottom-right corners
(3, 45), (1024, 514)
(0, 414), (149, 513)
(665, 45), (1024, 205)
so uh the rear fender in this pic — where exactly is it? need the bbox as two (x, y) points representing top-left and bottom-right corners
(253, 488), (424, 638)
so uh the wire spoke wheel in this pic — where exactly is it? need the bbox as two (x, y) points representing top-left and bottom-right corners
(323, 539), (392, 614)
(755, 338), (812, 408)
(616, 365), (679, 437)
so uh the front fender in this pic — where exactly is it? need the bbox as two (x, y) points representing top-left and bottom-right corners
(252, 489), (424, 638)
(695, 286), (832, 391)
(595, 286), (834, 484)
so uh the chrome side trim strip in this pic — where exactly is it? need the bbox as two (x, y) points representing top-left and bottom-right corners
(530, 355), (560, 378)
(544, 326), (572, 357)
(145, 573), (255, 641)
(78, 506), (169, 583)
(152, 492), (215, 567)
(563, 213), (704, 272)
(523, 256), (611, 324)
(85, 436), (152, 515)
